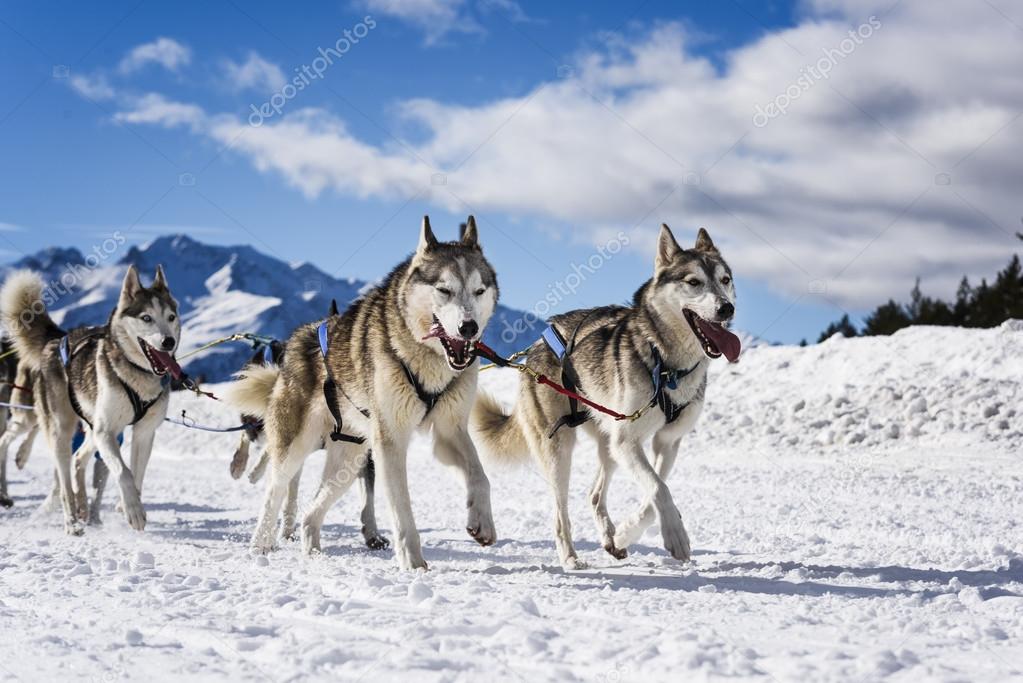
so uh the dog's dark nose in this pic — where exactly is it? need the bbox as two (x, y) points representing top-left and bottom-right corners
(161, 336), (176, 351)
(716, 302), (735, 321)
(458, 320), (479, 339)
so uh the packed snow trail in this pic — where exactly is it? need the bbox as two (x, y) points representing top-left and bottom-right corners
(0, 323), (1020, 681)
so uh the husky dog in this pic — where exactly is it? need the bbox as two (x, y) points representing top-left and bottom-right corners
(228, 338), (387, 549)
(0, 342), (39, 508)
(0, 265), (182, 534)
(472, 225), (740, 569)
(227, 216), (498, 569)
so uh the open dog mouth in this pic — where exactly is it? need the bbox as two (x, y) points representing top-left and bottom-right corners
(683, 310), (742, 362)
(137, 337), (184, 380)
(422, 317), (476, 371)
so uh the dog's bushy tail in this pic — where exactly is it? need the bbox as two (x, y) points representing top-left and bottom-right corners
(470, 389), (530, 464)
(0, 270), (62, 370)
(222, 365), (279, 419)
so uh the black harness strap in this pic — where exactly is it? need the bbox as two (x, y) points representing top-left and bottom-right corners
(648, 344), (699, 425)
(544, 311), (601, 438)
(400, 361), (442, 416)
(317, 321), (367, 444)
(59, 329), (163, 429)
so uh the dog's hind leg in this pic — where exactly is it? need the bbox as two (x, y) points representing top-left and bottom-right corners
(230, 432), (251, 480)
(43, 418), (83, 535)
(588, 430), (626, 560)
(533, 432), (582, 570)
(301, 445), (362, 554)
(280, 465), (303, 541)
(248, 449), (270, 484)
(358, 452), (388, 550)
(71, 432), (96, 521)
(89, 455), (109, 526)
(0, 398), (10, 508)
(15, 424), (38, 470)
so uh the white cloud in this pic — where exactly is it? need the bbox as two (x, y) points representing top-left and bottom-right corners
(69, 74), (115, 100)
(113, 93), (205, 130)
(90, 0), (1023, 308)
(362, 0), (528, 44)
(221, 52), (287, 93)
(119, 37), (191, 74)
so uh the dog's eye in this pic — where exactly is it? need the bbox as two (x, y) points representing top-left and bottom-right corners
(140, 314), (153, 323)
(721, 276), (732, 285)
(685, 278), (703, 287)
(436, 287), (452, 297)
(474, 288), (486, 297)
(168, 314), (177, 322)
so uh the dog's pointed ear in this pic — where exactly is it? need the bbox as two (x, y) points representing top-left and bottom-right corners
(417, 215), (438, 254)
(655, 223), (683, 270)
(152, 265), (169, 291)
(460, 215), (480, 250)
(120, 265), (142, 302)
(328, 298), (339, 316)
(694, 227), (719, 254)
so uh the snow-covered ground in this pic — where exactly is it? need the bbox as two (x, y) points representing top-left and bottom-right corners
(1, 323), (1021, 682)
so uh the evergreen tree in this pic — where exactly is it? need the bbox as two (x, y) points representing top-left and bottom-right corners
(817, 314), (859, 342)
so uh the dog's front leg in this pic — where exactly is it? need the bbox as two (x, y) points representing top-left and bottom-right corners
(614, 433), (681, 549)
(0, 402), (10, 508)
(93, 427), (145, 531)
(372, 423), (425, 570)
(609, 433), (690, 563)
(433, 425), (496, 548)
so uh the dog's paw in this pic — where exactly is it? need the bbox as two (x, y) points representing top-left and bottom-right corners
(662, 519), (691, 563)
(0, 495), (13, 509)
(396, 548), (429, 572)
(229, 451), (248, 480)
(563, 556), (589, 571)
(123, 502), (147, 531)
(301, 525), (321, 555)
(466, 505), (497, 547)
(65, 520), (85, 536)
(603, 541), (628, 560)
(88, 509), (103, 527)
(363, 528), (390, 550)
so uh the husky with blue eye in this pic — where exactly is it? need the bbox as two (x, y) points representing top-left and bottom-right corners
(227, 216), (499, 570)
(0, 265), (182, 534)
(472, 225), (741, 569)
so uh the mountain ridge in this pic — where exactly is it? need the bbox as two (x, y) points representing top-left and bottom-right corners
(1, 234), (534, 381)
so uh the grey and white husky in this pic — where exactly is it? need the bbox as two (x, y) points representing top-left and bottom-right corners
(0, 342), (39, 508)
(227, 216), (499, 569)
(471, 225), (741, 569)
(228, 338), (387, 550)
(0, 265), (182, 534)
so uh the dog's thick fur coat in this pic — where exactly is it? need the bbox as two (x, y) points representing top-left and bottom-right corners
(472, 225), (738, 569)
(227, 216), (499, 569)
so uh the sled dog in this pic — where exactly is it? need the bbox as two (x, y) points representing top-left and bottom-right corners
(471, 225), (740, 569)
(227, 216), (498, 569)
(0, 342), (39, 508)
(228, 338), (387, 549)
(0, 265), (181, 534)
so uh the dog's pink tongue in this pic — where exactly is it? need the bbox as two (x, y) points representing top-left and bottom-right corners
(153, 348), (184, 380)
(696, 319), (742, 363)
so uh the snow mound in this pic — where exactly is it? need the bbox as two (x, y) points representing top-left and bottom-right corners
(692, 322), (1023, 453)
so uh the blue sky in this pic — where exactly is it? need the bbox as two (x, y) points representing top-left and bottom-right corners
(2, 0), (1020, 343)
